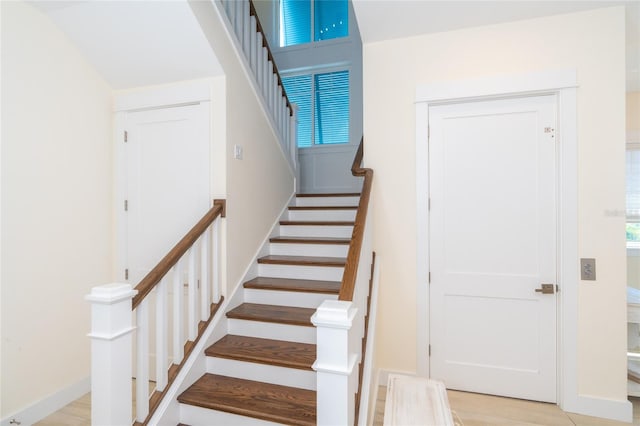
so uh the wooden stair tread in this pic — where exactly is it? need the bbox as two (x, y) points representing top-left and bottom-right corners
(226, 303), (315, 326)
(244, 276), (340, 294)
(258, 254), (346, 267)
(177, 374), (316, 426)
(206, 335), (316, 370)
(270, 236), (350, 245)
(289, 205), (358, 210)
(296, 192), (360, 197)
(280, 220), (355, 226)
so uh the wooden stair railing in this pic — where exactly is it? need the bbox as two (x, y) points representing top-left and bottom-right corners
(131, 199), (227, 425)
(219, 0), (298, 169)
(339, 138), (373, 302)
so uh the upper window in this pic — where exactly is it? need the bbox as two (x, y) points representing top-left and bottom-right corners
(282, 70), (350, 147)
(280, 0), (348, 47)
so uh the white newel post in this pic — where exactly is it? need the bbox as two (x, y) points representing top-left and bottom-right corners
(86, 283), (138, 426)
(312, 300), (359, 426)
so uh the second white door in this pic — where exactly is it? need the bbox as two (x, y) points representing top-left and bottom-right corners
(429, 95), (557, 403)
(125, 103), (210, 285)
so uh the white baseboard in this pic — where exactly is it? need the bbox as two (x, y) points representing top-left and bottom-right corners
(564, 394), (633, 423)
(1, 376), (90, 426)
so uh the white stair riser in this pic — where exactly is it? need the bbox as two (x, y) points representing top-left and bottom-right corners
(206, 357), (316, 390)
(258, 264), (344, 281)
(269, 242), (349, 257)
(280, 224), (353, 238)
(295, 196), (360, 206)
(228, 318), (316, 344)
(288, 209), (357, 221)
(180, 403), (281, 426)
(244, 288), (337, 308)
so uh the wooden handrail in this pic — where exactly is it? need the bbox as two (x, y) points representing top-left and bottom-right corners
(248, 0), (293, 116)
(339, 139), (373, 301)
(132, 199), (226, 310)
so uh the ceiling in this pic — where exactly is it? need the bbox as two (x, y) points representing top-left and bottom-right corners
(30, 0), (223, 90)
(352, 0), (640, 91)
(29, 1), (640, 91)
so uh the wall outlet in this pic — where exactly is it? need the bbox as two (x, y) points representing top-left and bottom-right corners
(234, 144), (243, 160)
(580, 258), (596, 281)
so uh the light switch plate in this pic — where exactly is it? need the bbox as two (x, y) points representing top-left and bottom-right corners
(580, 258), (596, 281)
(234, 144), (243, 160)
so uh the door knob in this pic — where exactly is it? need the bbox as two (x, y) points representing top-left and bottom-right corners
(535, 284), (555, 294)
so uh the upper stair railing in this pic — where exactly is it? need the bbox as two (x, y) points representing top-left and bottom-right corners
(86, 200), (226, 426)
(312, 138), (378, 426)
(217, 0), (298, 172)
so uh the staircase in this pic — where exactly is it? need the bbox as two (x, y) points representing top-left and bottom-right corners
(176, 192), (361, 425)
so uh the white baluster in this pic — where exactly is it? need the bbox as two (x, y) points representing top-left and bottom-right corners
(228, 0), (237, 34)
(213, 217), (221, 303)
(263, 49), (269, 99)
(172, 259), (183, 362)
(269, 65), (275, 113)
(257, 33), (264, 88)
(155, 277), (168, 391)
(277, 86), (283, 132)
(86, 283), (137, 426)
(243, 0), (250, 56)
(188, 247), (197, 340)
(234, 0), (243, 43)
(136, 299), (150, 422)
(250, 16), (258, 73)
(200, 230), (210, 321)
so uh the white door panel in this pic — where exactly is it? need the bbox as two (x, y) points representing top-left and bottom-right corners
(125, 103), (210, 286)
(429, 95), (557, 402)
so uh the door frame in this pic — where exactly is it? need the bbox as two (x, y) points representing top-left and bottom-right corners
(113, 81), (212, 283)
(414, 70), (578, 410)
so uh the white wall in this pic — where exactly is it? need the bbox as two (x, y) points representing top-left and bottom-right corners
(1, 1), (114, 418)
(628, 92), (640, 289)
(189, 0), (295, 295)
(362, 5), (626, 406)
(256, 0), (364, 193)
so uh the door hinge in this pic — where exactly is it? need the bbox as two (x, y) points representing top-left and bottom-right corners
(428, 198), (431, 211)
(428, 272), (431, 283)
(428, 125), (430, 139)
(429, 345), (431, 357)
(124, 131), (128, 142)
(124, 200), (128, 211)
(125, 268), (129, 280)
(556, 284), (560, 292)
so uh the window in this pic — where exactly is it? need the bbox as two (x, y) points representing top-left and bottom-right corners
(628, 144), (640, 251)
(282, 70), (350, 147)
(280, 0), (348, 47)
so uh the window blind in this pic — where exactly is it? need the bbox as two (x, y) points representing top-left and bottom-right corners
(281, 0), (311, 47)
(282, 74), (313, 147)
(314, 0), (348, 41)
(314, 70), (349, 145)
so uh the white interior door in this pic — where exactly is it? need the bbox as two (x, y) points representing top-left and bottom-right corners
(429, 95), (557, 403)
(125, 103), (210, 286)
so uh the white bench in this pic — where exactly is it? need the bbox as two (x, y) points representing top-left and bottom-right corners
(384, 374), (454, 426)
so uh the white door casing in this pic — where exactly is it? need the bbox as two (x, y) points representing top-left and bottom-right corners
(124, 103), (210, 285)
(428, 95), (557, 402)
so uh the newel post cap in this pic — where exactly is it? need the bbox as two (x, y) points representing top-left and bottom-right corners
(311, 300), (357, 329)
(85, 283), (137, 304)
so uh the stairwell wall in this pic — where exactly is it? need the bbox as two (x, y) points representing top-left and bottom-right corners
(188, 0), (295, 296)
(1, 0), (113, 419)
(362, 5), (626, 412)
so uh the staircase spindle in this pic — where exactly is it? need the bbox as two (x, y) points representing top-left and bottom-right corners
(136, 299), (150, 422)
(200, 230), (210, 321)
(155, 277), (168, 390)
(187, 247), (197, 340)
(173, 259), (184, 362)
(212, 218), (221, 303)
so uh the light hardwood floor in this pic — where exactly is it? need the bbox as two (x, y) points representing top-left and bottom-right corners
(373, 386), (640, 426)
(36, 383), (640, 425)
